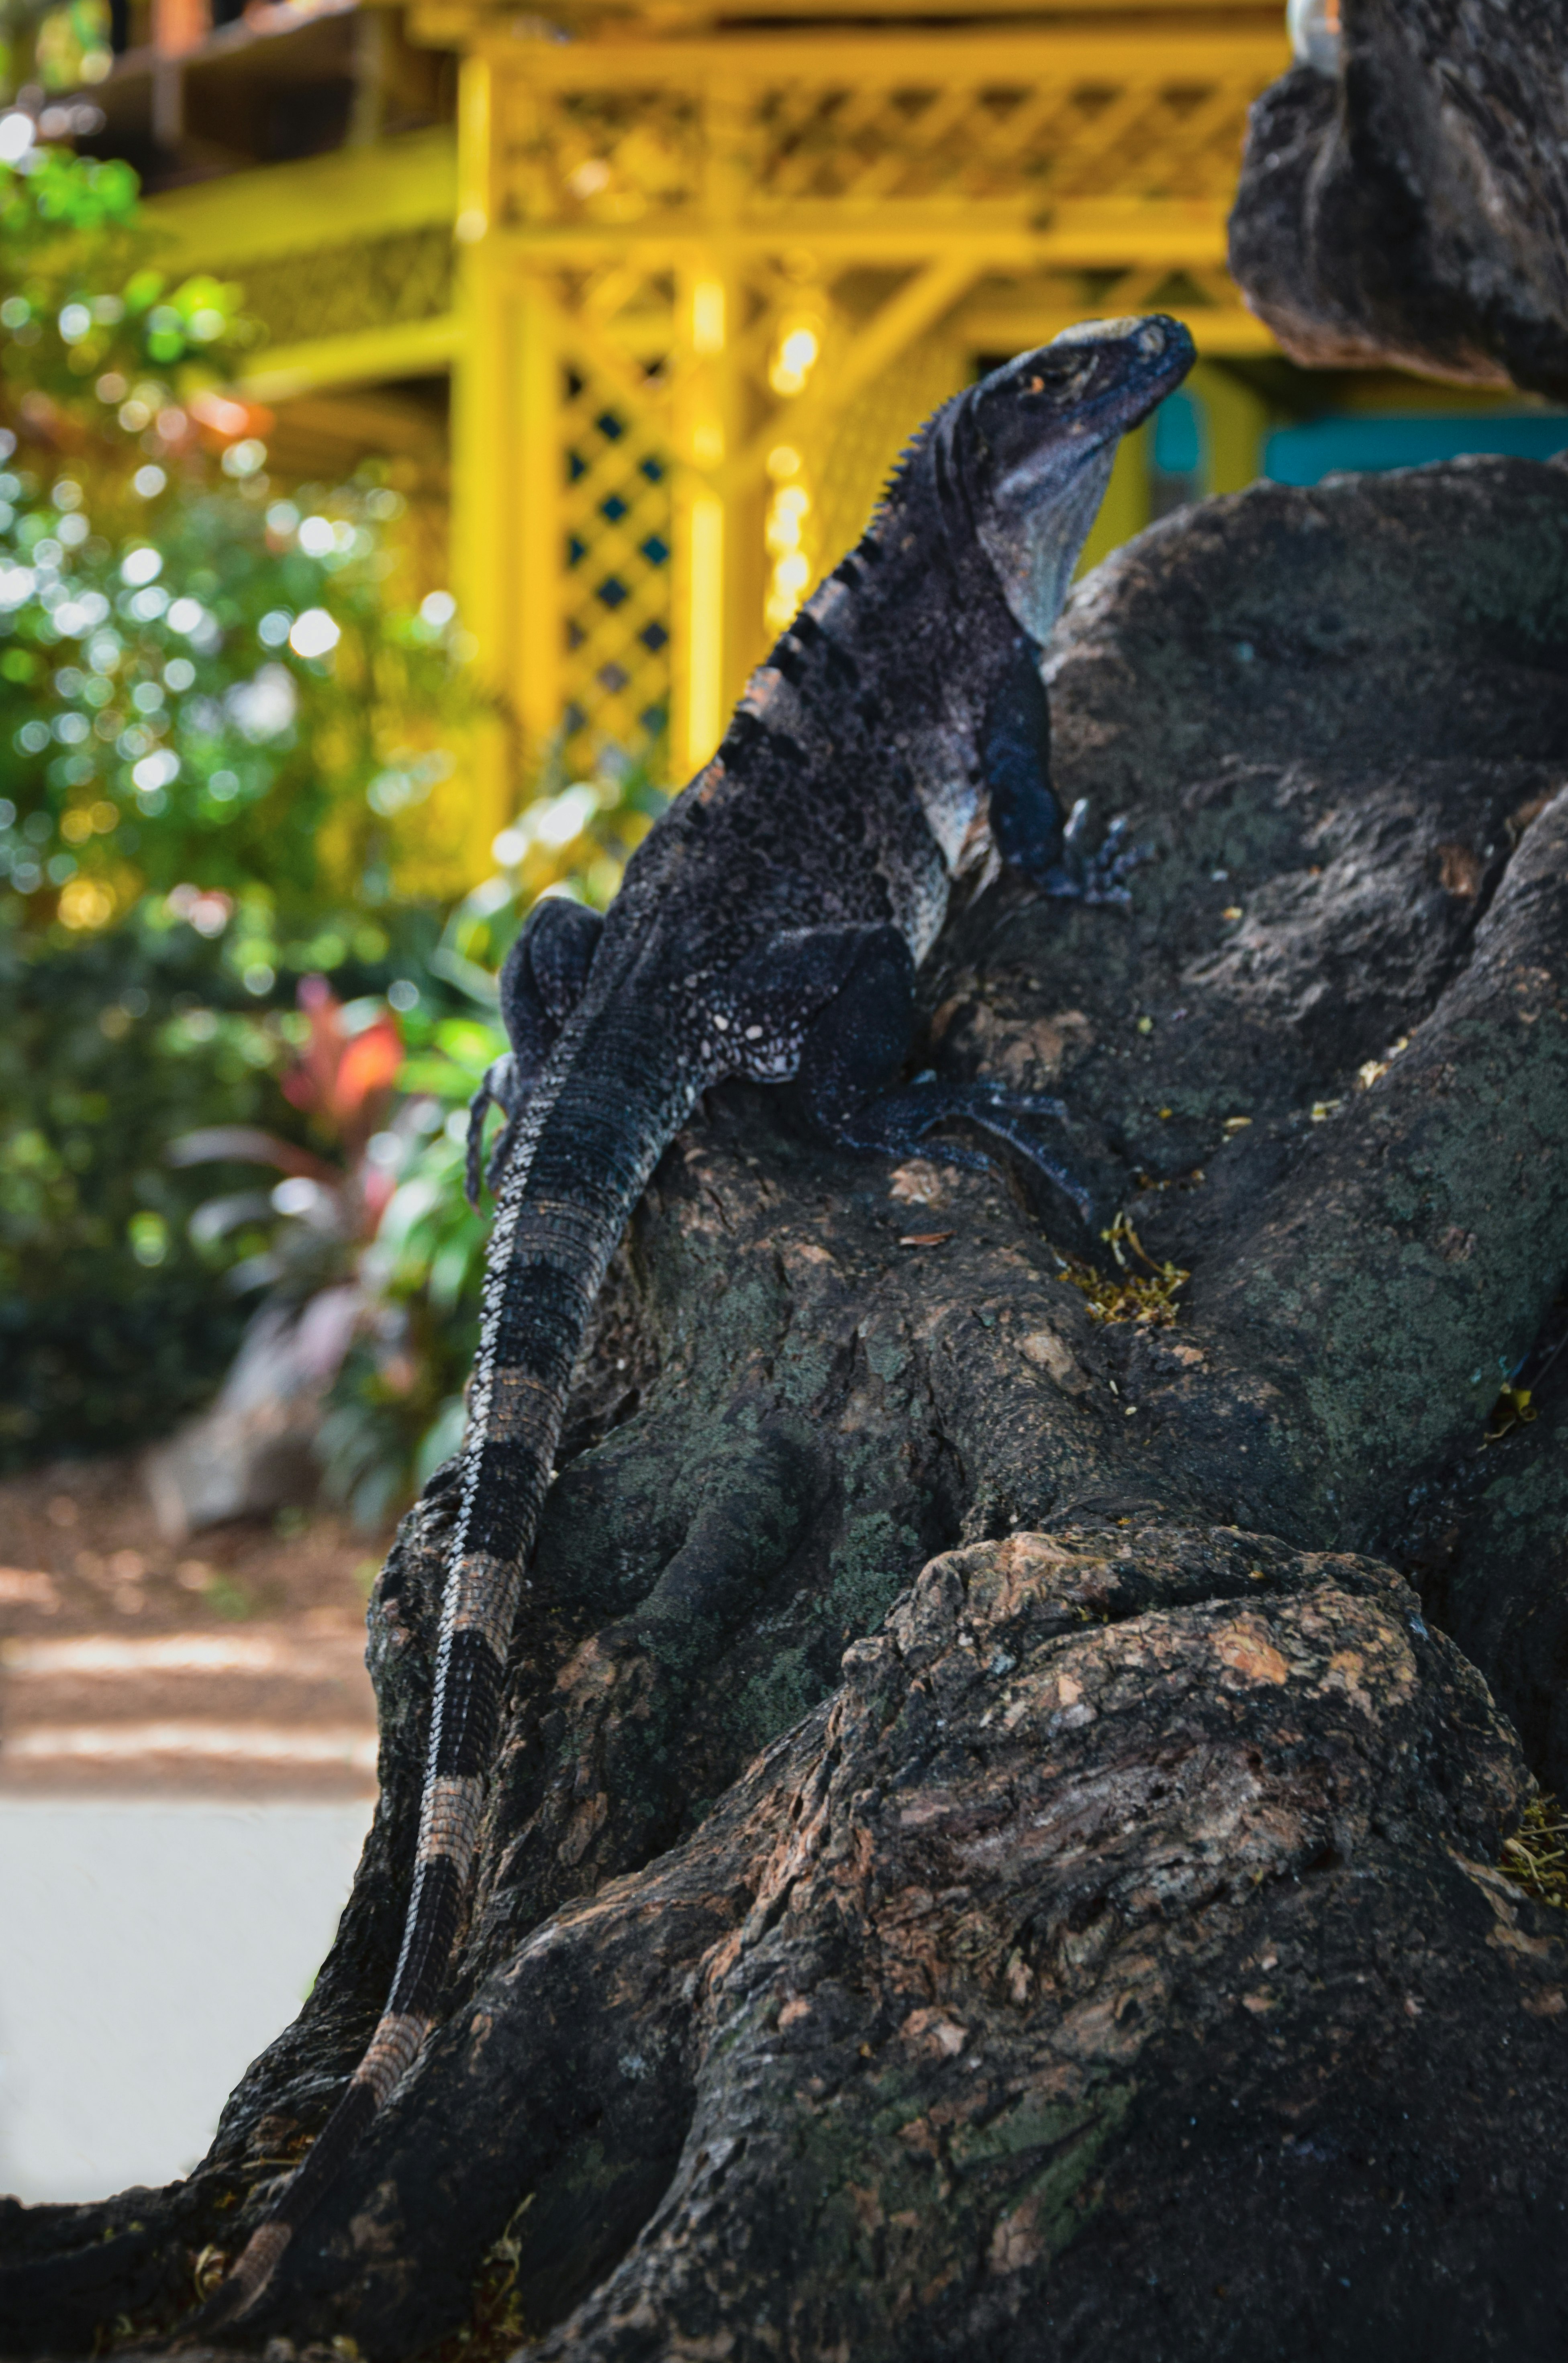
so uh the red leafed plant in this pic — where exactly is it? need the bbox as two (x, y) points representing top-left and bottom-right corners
(170, 975), (406, 1271)
(150, 978), (430, 1536)
(280, 974), (404, 1167)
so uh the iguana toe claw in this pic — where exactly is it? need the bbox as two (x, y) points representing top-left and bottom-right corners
(1034, 800), (1147, 908)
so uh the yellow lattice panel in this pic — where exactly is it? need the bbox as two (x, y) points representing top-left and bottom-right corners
(749, 70), (1264, 211)
(552, 298), (678, 772)
(443, 16), (1289, 838)
(482, 31), (1286, 233)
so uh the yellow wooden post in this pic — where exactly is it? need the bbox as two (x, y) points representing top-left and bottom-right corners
(449, 49), (518, 871)
(512, 277), (562, 774)
(673, 259), (733, 774)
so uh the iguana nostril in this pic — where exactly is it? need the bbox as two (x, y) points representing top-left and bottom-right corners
(1138, 322), (1166, 355)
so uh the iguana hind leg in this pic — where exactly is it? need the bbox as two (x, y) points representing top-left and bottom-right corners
(466, 899), (605, 1204)
(731, 921), (1105, 1231)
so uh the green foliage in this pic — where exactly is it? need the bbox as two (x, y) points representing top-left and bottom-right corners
(0, 144), (253, 408)
(0, 463), (472, 926)
(0, 920), (274, 1463)
(0, 900), (457, 1469)
(316, 1007), (504, 1520)
(488, 735), (671, 918)
(0, 144), (478, 934)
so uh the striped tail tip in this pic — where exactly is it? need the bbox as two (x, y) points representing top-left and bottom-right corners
(198, 2219), (295, 2329)
(190, 2032), (423, 2333)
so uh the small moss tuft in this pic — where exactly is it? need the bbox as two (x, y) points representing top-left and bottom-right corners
(1501, 1794), (1568, 1910)
(1062, 1213), (1188, 1329)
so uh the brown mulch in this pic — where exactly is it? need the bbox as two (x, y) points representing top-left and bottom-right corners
(0, 1454), (389, 1637)
(0, 1459), (391, 1794)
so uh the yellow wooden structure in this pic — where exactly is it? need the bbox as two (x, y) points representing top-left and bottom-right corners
(131, 0), (1289, 875)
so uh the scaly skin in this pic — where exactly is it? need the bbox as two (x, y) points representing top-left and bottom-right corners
(206, 312), (1194, 2326)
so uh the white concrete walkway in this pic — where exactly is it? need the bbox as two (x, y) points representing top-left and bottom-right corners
(0, 1798), (372, 2203)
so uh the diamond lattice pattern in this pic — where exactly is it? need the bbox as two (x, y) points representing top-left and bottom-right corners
(559, 355), (674, 772)
(505, 65), (1271, 222)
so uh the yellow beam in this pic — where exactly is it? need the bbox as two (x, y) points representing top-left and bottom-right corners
(469, 27), (1288, 79)
(144, 125), (456, 270)
(239, 312), (460, 402)
(417, 0), (1282, 31)
(492, 203), (1237, 269)
(595, 0), (1279, 17)
(449, 50), (519, 870)
(960, 304), (1278, 359)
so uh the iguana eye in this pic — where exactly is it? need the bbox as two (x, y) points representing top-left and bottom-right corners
(1023, 374), (1046, 393)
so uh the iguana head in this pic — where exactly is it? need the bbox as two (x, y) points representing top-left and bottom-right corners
(943, 314), (1196, 643)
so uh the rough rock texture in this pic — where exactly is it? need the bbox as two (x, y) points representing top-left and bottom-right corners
(1228, 0), (1568, 396)
(5, 458), (1568, 2360)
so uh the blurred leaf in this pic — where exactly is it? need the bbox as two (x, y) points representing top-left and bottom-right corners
(166, 1125), (337, 1179)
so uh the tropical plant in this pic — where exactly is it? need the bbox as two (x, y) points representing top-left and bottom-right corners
(0, 913), (272, 1463)
(169, 973), (405, 1296)
(160, 975), (507, 1526)
(0, 133), (252, 407)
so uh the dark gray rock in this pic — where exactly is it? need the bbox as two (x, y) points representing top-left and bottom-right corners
(1228, 0), (1568, 398)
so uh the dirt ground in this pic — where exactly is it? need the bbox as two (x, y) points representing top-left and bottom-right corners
(0, 1454), (386, 1634)
(0, 1457), (386, 1795)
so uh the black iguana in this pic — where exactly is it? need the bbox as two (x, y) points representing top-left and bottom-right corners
(209, 311), (1194, 2322)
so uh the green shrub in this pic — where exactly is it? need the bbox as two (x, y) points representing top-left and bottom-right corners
(0, 139), (479, 937)
(0, 919), (269, 1462)
(0, 904), (455, 1468)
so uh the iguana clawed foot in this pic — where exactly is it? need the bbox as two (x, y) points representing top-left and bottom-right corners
(823, 1073), (1100, 1232)
(1032, 799), (1145, 908)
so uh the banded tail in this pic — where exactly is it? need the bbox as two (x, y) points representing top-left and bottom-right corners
(208, 1006), (701, 2324)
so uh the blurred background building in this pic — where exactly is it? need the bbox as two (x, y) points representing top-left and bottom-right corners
(4, 0), (1564, 874)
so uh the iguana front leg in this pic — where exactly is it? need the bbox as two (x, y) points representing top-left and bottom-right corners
(466, 898), (604, 1204)
(985, 636), (1143, 906)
